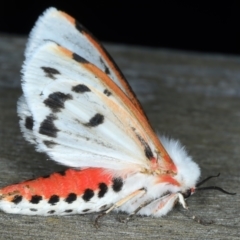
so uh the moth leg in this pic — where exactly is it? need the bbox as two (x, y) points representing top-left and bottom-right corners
(153, 193), (212, 225)
(166, 193), (212, 225)
(119, 193), (183, 223)
(152, 193), (188, 215)
(119, 192), (186, 222)
(118, 198), (156, 223)
(94, 188), (146, 228)
(178, 206), (213, 225)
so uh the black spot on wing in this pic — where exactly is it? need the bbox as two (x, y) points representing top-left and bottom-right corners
(25, 116), (33, 130)
(72, 53), (88, 63)
(39, 114), (59, 138)
(135, 133), (154, 160)
(75, 20), (88, 33)
(65, 193), (77, 204)
(72, 84), (91, 93)
(48, 195), (59, 205)
(99, 57), (110, 75)
(144, 145), (154, 159)
(44, 92), (72, 112)
(98, 183), (108, 198)
(82, 189), (94, 202)
(43, 140), (57, 148)
(85, 113), (104, 127)
(104, 66), (110, 74)
(103, 89), (111, 96)
(30, 195), (42, 204)
(74, 20), (97, 45)
(41, 67), (60, 79)
(12, 195), (22, 204)
(112, 178), (123, 192)
(75, 18), (127, 83)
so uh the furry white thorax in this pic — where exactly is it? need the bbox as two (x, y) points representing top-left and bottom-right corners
(159, 135), (201, 191)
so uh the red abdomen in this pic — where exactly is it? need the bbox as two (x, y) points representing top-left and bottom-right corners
(0, 168), (123, 215)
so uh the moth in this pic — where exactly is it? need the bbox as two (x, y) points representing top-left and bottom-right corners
(0, 7), (234, 222)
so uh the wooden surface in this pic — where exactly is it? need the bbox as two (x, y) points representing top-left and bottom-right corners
(0, 34), (239, 240)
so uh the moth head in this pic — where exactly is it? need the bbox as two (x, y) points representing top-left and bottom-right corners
(180, 173), (236, 199)
(181, 188), (195, 199)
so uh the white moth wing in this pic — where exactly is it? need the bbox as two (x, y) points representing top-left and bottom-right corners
(25, 8), (128, 96)
(20, 42), (156, 171)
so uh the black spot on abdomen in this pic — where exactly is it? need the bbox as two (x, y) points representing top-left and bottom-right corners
(41, 67), (60, 79)
(82, 189), (94, 202)
(65, 209), (73, 213)
(85, 113), (104, 127)
(48, 195), (59, 205)
(30, 195), (42, 204)
(65, 193), (77, 204)
(30, 208), (38, 212)
(39, 114), (59, 138)
(112, 178), (123, 192)
(44, 92), (72, 112)
(12, 195), (22, 204)
(82, 208), (90, 213)
(98, 183), (108, 198)
(100, 204), (109, 210)
(48, 210), (55, 214)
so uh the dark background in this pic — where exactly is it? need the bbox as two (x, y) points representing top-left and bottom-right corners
(0, 1), (239, 55)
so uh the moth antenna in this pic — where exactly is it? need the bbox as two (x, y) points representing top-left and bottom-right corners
(196, 173), (220, 187)
(196, 173), (236, 195)
(196, 186), (236, 195)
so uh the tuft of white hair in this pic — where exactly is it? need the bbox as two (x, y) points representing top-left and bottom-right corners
(159, 135), (201, 190)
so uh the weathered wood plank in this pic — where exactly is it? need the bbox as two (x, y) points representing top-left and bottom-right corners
(0, 35), (239, 240)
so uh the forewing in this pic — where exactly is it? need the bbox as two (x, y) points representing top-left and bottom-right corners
(20, 42), (161, 172)
(25, 7), (146, 117)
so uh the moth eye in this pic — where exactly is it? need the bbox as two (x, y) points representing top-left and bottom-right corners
(182, 189), (192, 199)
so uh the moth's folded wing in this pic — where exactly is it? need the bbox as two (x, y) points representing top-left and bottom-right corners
(20, 42), (159, 172)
